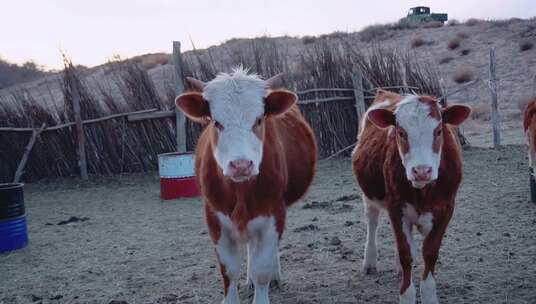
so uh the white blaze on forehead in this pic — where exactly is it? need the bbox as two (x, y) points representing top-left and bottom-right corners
(203, 67), (266, 128)
(202, 68), (267, 177)
(394, 95), (441, 138)
(394, 95), (442, 185)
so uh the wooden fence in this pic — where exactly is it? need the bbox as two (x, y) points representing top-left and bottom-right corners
(0, 41), (494, 182)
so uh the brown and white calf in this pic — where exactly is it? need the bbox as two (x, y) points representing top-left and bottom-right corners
(175, 68), (317, 304)
(352, 90), (471, 304)
(523, 97), (536, 172)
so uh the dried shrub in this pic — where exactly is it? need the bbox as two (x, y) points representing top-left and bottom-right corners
(471, 102), (491, 120)
(456, 32), (469, 39)
(424, 21), (444, 28)
(460, 49), (471, 56)
(302, 35), (317, 45)
(520, 40), (534, 52)
(489, 18), (518, 27)
(448, 19), (460, 26)
(328, 31), (349, 39)
(360, 24), (390, 42)
(465, 18), (481, 26)
(391, 18), (418, 30)
(0, 59), (50, 89)
(439, 56), (454, 64)
(411, 37), (427, 48)
(447, 37), (462, 50)
(132, 53), (170, 70)
(452, 66), (474, 84)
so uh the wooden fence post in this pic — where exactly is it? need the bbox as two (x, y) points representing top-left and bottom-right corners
(352, 70), (366, 131)
(488, 48), (501, 149)
(71, 79), (88, 180)
(173, 41), (187, 152)
(13, 123), (46, 183)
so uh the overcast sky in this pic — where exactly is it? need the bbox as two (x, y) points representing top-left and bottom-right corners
(2, 0), (535, 69)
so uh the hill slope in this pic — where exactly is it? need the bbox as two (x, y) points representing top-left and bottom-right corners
(2, 17), (536, 147)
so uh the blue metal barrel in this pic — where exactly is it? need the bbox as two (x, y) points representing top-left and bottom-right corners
(0, 183), (28, 253)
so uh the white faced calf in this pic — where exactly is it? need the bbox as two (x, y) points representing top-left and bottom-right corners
(176, 68), (317, 304)
(353, 91), (471, 304)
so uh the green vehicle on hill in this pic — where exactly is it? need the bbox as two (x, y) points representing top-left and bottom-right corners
(406, 6), (448, 23)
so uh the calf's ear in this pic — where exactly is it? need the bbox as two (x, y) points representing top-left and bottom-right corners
(442, 105), (471, 126)
(367, 109), (395, 129)
(264, 90), (296, 116)
(175, 92), (210, 123)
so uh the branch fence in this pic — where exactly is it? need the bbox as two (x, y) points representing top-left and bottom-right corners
(0, 39), (484, 182)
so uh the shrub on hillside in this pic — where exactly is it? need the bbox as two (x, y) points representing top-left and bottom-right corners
(520, 40), (534, 51)
(138, 53), (169, 70)
(302, 36), (317, 44)
(328, 31), (348, 39)
(447, 37), (462, 50)
(0, 59), (49, 89)
(456, 32), (469, 39)
(448, 19), (460, 26)
(465, 18), (481, 26)
(452, 66), (474, 84)
(391, 18), (418, 30)
(460, 49), (471, 56)
(439, 56), (454, 64)
(360, 24), (390, 42)
(471, 102), (491, 121)
(411, 37), (427, 48)
(489, 18), (521, 27)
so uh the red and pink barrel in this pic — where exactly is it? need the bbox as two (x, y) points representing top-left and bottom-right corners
(158, 152), (200, 200)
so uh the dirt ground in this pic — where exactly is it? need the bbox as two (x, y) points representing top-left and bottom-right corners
(1, 145), (536, 304)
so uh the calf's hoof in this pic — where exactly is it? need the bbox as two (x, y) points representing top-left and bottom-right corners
(362, 264), (378, 275)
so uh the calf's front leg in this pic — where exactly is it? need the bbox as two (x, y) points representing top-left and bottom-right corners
(420, 211), (452, 304)
(248, 217), (280, 304)
(389, 209), (416, 304)
(206, 206), (241, 304)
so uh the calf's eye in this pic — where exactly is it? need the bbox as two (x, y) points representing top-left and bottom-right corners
(398, 129), (408, 139)
(254, 118), (263, 128)
(214, 121), (224, 131)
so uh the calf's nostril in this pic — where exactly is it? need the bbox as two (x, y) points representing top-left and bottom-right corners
(230, 159), (254, 174)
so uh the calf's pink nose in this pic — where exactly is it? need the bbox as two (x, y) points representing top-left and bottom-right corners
(229, 159), (254, 177)
(412, 166), (432, 181)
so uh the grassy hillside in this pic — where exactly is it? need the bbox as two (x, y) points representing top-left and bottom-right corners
(0, 58), (50, 89)
(1, 17), (536, 147)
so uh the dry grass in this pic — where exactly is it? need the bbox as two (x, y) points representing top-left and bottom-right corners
(448, 37), (462, 50)
(452, 66), (474, 84)
(465, 18), (481, 26)
(471, 101), (491, 121)
(520, 40), (534, 52)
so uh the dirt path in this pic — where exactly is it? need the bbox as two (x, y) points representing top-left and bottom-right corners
(1, 145), (536, 304)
